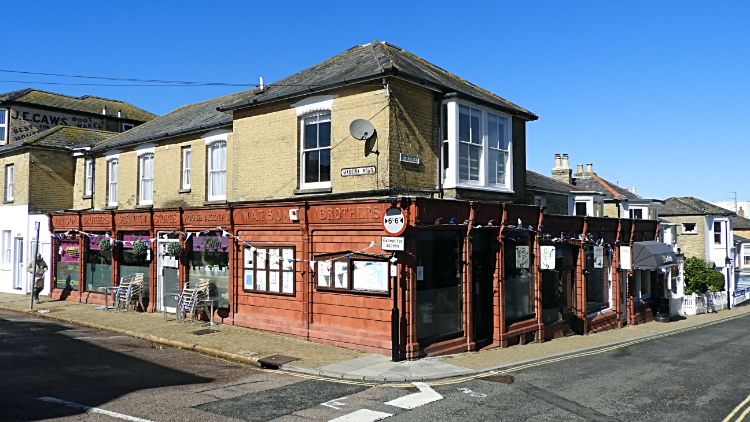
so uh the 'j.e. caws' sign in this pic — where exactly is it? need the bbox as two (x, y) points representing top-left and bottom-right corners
(9, 106), (104, 143)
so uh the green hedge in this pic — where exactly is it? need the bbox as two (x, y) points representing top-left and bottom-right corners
(684, 256), (726, 294)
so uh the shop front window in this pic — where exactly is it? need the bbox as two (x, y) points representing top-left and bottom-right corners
(416, 230), (464, 343)
(86, 234), (112, 292)
(120, 233), (151, 299)
(585, 245), (610, 313)
(504, 234), (535, 321)
(56, 234), (80, 290)
(189, 233), (229, 308)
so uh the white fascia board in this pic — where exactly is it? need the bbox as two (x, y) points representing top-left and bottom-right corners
(203, 129), (230, 145)
(291, 95), (337, 116)
(105, 150), (121, 161)
(135, 143), (156, 157)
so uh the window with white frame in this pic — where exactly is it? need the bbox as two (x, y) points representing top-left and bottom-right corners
(208, 141), (226, 200)
(181, 146), (191, 189)
(107, 159), (118, 206)
(84, 158), (94, 196)
(300, 112), (331, 189)
(630, 208), (643, 219)
(0, 108), (7, 145)
(442, 101), (512, 191)
(139, 153), (154, 204)
(714, 221), (722, 245)
(1, 230), (10, 268)
(682, 223), (697, 234)
(4, 164), (13, 202)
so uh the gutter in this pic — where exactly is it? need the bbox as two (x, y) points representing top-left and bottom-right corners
(226, 188), (439, 205)
(90, 121), (232, 153)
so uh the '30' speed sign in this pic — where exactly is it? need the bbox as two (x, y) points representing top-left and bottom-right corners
(382, 207), (407, 236)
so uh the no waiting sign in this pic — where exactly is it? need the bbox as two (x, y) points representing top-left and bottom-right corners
(382, 207), (406, 236)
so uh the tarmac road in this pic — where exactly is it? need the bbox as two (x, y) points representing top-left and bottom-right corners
(1, 308), (750, 422)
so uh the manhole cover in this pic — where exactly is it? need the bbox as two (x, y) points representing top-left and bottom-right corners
(480, 375), (514, 384)
(190, 329), (219, 335)
(258, 355), (299, 368)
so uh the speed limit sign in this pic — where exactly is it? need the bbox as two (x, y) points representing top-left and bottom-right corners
(382, 207), (406, 236)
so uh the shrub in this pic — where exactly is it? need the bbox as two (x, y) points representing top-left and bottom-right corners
(684, 256), (725, 294)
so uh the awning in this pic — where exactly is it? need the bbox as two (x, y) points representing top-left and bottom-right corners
(632, 241), (678, 270)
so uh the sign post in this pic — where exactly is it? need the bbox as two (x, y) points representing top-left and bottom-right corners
(382, 207), (406, 237)
(382, 207), (406, 362)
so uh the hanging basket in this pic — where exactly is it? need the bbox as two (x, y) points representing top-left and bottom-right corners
(132, 239), (148, 255)
(98, 238), (113, 251)
(166, 242), (183, 256)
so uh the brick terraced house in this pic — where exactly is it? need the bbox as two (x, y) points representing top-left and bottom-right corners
(0, 90), (156, 296)
(46, 42), (671, 358)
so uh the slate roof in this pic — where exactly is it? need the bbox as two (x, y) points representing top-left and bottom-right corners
(0, 88), (157, 122)
(219, 41), (537, 120)
(571, 174), (641, 200)
(735, 234), (750, 244)
(732, 215), (750, 230)
(90, 89), (254, 152)
(526, 170), (590, 194)
(657, 197), (735, 216)
(0, 125), (117, 155)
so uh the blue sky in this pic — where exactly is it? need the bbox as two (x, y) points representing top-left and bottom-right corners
(3, 0), (747, 203)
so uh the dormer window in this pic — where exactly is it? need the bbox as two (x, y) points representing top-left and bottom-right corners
(442, 100), (512, 192)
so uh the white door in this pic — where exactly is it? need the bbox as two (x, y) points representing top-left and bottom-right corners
(157, 240), (180, 313)
(13, 237), (23, 290)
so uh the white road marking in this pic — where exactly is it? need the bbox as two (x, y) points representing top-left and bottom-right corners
(322, 396), (349, 410)
(38, 397), (156, 422)
(385, 382), (443, 409)
(328, 409), (393, 422)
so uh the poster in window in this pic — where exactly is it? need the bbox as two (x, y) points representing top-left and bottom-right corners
(620, 246), (631, 270)
(256, 249), (267, 269)
(269, 249), (280, 270)
(334, 261), (348, 288)
(282, 249), (293, 270)
(593, 246), (604, 269)
(269, 271), (279, 292)
(539, 246), (555, 270)
(244, 248), (254, 267)
(256, 271), (266, 291)
(282, 272), (294, 293)
(244, 270), (254, 290)
(516, 246), (530, 269)
(317, 261), (331, 287)
(352, 261), (388, 292)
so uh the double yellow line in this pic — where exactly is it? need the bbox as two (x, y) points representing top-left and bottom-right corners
(723, 393), (750, 422)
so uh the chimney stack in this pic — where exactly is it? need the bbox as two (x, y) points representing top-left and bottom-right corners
(576, 164), (584, 175)
(740, 207), (745, 217)
(551, 153), (572, 184)
(586, 163), (593, 173)
(631, 187), (637, 194)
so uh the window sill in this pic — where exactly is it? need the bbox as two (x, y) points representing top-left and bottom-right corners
(82, 195), (92, 200)
(203, 200), (227, 206)
(135, 204), (153, 209)
(294, 187), (333, 195)
(3, 200), (13, 204)
(105, 206), (118, 210)
(179, 188), (191, 194)
(444, 184), (514, 194)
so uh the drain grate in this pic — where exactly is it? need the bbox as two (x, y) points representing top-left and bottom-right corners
(190, 329), (219, 335)
(480, 375), (514, 384)
(258, 354), (299, 369)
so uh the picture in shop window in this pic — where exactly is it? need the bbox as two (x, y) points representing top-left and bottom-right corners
(243, 247), (294, 294)
(120, 233), (151, 298)
(56, 233), (80, 290)
(316, 258), (388, 293)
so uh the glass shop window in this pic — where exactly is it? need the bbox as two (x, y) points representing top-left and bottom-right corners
(504, 234), (535, 321)
(119, 233), (151, 299)
(56, 234), (80, 290)
(86, 233), (112, 293)
(585, 245), (610, 314)
(188, 233), (229, 308)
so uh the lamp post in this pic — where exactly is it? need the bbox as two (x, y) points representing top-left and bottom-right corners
(724, 214), (731, 310)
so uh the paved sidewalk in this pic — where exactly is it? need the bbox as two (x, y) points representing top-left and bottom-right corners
(1, 292), (748, 382)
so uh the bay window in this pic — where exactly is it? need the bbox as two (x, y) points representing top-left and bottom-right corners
(442, 101), (512, 191)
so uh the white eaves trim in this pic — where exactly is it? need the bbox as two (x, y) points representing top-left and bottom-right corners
(203, 129), (230, 145)
(135, 143), (156, 157)
(105, 150), (121, 161)
(291, 95), (337, 116)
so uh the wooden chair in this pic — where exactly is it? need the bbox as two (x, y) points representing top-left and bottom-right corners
(114, 273), (145, 313)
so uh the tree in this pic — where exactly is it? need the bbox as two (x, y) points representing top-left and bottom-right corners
(683, 256), (725, 294)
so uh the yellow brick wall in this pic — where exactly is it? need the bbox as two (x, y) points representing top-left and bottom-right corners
(231, 83), (390, 201)
(604, 203), (620, 218)
(0, 152), (30, 206)
(660, 215), (706, 259)
(27, 149), (75, 213)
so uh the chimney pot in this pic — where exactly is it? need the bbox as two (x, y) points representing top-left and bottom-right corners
(631, 187), (637, 194)
(562, 154), (570, 169)
(740, 207), (745, 217)
(554, 154), (562, 169)
(586, 163), (593, 173)
(577, 164), (584, 174)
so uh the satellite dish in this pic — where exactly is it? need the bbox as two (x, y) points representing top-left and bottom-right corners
(349, 119), (375, 140)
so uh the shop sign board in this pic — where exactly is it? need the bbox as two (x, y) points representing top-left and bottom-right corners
(381, 236), (405, 251)
(620, 246), (631, 270)
(341, 166), (376, 177)
(539, 246), (555, 270)
(382, 207), (406, 236)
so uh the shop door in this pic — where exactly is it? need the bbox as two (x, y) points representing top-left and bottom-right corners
(13, 237), (23, 290)
(157, 240), (180, 313)
(621, 270), (627, 322)
(472, 231), (495, 345)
